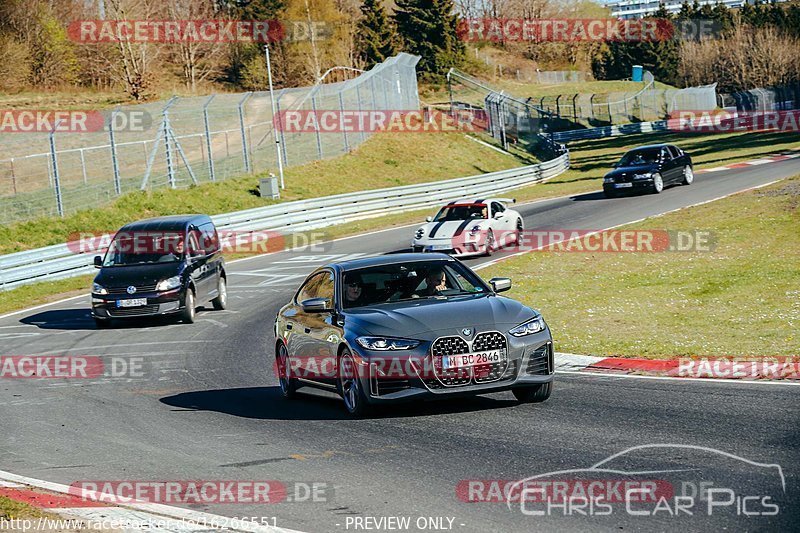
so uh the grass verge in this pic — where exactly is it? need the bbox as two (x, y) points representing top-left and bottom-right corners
(0, 132), (533, 255)
(0, 495), (48, 520)
(480, 176), (800, 358)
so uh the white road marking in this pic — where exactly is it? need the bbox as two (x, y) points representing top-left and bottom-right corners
(558, 370), (800, 386)
(0, 470), (303, 533)
(0, 332), (41, 339)
(0, 294), (88, 321)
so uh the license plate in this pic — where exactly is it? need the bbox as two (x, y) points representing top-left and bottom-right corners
(426, 244), (450, 251)
(615, 183), (633, 188)
(442, 350), (505, 370)
(117, 298), (147, 307)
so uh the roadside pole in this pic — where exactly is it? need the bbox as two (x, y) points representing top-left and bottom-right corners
(265, 44), (285, 189)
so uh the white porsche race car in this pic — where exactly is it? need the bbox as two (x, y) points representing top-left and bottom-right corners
(411, 197), (524, 257)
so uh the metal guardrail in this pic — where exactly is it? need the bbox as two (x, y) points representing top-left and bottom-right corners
(550, 120), (669, 142)
(0, 153), (570, 291)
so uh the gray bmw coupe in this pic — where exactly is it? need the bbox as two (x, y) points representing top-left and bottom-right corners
(274, 253), (554, 416)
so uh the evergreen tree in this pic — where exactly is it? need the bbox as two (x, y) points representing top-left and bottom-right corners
(394, 0), (465, 82)
(786, 4), (800, 37)
(677, 1), (696, 20)
(711, 3), (734, 35)
(355, 0), (397, 68)
(223, 0), (286, 87)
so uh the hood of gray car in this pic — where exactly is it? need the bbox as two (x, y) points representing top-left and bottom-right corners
(344, 294), (536, 338)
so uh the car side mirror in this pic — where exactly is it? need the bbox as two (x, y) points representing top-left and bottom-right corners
(612, 162), (620, 168)
(489, 277), (512, 293)
(301, 297), (332, 313)
(93, 256), (102, 268)
(425, 216), (432, 222)
(493, 211), (504, 219)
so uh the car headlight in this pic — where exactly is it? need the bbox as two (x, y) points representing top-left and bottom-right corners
(633, 173), (653, 180)
(156, 275), (181, 292)
(603, 176), (614, 183)
(356, 336), (421, 351)
(509, 316), (546, 337)
(414, 228), (425, 240)
(91, 282), (108, 295)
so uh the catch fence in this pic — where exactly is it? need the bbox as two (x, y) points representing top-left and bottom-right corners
(0, 54), (421, 225)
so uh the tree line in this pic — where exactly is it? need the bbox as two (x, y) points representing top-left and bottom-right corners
(0, 0), (465, 99)
(594, 1), (800, 92)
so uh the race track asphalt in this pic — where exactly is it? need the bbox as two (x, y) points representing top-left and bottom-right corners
(1, 158), (798, 532)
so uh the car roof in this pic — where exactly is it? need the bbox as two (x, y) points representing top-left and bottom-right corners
(444, 197), (494, 205)
(628, 144), (671, 151)
(328, 253), (454, 271)
(118, 214), (212, 233)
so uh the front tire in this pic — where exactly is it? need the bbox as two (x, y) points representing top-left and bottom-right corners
(651, 173), (664, 194)
(682, 165), (694, 185)
(337, 348), (369, 417)
(211, 276), (227, 310)
(514, 218), (523, 243)
(181, 289), (196, 324)
(513, 382), (552, 403)
(276, 343), (298, 399)
(484, 230), (495, 256)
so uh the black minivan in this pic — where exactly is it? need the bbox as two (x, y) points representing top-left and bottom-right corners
(91, 215), (226, 328)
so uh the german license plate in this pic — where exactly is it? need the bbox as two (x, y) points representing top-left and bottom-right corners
(117, 298), (147, 307)
(615, 183), (633, 188)
(442, 350), (504, 370)
(426, 244), (450, 251)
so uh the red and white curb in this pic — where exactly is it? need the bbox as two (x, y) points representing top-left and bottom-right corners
(555, 353), (800, 384)
(695, 148), (800, 174)
(0, 470), (304, 533)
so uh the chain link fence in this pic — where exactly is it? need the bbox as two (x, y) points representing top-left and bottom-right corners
(536, 71), (591, 84)
(0, 53), (421, 225)
(449, 67), (718, 131)
(718, 84), (800, 111)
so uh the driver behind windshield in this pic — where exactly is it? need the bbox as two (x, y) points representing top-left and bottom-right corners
(344, 273), (369, 307)
(435, 204), (487, 221)
(419, 268), (448, 296)
(620, 149), (659, 167)
(158, 236), (184, 262)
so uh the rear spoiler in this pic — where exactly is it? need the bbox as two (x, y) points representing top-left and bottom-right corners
(495, 197), (516, 204)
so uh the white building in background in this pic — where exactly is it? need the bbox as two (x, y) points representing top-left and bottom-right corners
(604, 0), (779, 19)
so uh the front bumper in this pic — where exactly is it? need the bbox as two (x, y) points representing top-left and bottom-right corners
(411, 238), (484, 257)
(351, 330), (554, 404)
(603, 179), (654, 194)
(91, 289), (184, 319)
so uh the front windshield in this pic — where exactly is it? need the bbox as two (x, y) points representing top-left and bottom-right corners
(102, 231), (185, 267)
(433, 204), (487, 221)
(617, 148), (662, 167)
(342, 260), (488, 309)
